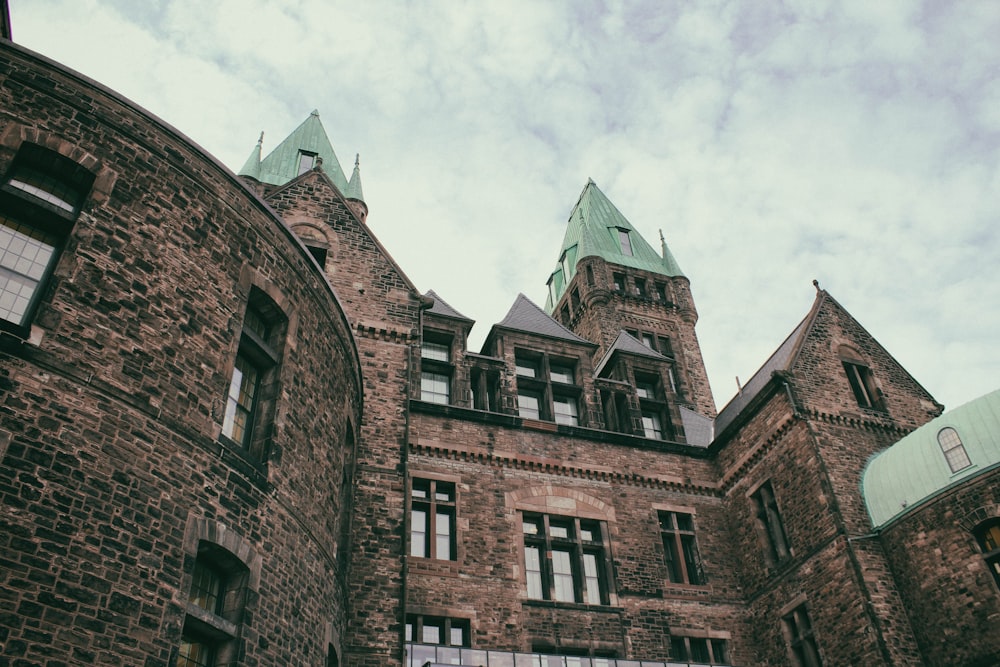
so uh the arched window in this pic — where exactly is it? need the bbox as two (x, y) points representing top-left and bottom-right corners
(938, 427), (972, 473)
(974, 520), (1000, 589)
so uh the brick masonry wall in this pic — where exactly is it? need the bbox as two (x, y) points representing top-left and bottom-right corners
(879, 468), (1000, 667)
(265, 169), (424, 666)
(0, 43), (361, 666)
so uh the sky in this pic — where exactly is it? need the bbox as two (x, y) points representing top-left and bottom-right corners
(9, 0), (999, 413)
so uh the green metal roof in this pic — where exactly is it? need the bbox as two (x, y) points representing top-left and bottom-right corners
(545, 180), (684, 311)
(238, 132), (263, 181)
(240, 110), (352, 194)
(345, 154), (364, 201)
(862, 388), (1000, 528)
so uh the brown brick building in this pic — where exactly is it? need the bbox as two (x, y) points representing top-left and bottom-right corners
(1, 28), (999, 667)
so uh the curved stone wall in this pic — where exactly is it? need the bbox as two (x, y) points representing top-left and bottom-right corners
(0, 41), (362, 666)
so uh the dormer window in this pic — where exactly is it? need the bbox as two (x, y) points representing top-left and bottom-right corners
(297, 151), (317, 176)
(618, 228), (633, 256)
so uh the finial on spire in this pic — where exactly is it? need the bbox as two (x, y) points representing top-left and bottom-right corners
(355, 153), (360, 168)
(813, 279), (821, 293)
(257, 131), (264, 146)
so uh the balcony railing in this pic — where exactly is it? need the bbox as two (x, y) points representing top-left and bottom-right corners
(405, 643), (726, 667)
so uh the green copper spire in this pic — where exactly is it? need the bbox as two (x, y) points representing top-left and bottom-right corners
(345, 153), (365, 202)
(237, 131), (263, 181)
(256, 110), (350, 192)
(546, 180), (685, 310)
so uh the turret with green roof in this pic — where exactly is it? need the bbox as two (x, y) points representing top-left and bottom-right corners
(237, 110), (360, 200)
(542, 180), (716, 417)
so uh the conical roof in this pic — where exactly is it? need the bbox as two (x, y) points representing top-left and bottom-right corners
(238, 132), (263, 180)
(253, 110), (350, 191)
(345, 154), (365, 202)
(546, 180), (684, 310)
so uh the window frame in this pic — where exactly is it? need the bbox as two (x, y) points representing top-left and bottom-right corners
(938, 427), (972, 473)
(751, 481), (791, 567)
(521, 513), (611, 606)
(221, 292), (286, 459)
(974, 519), (1000, 590)
(670, 635), (731, 665)
(420, 331), (454, 405)
(617, 228), (633, 256)
(842, 359), (885, 411)
(783, 604), (822, 667)
(659, 510), (705, 585)
(405, 614), (470, 648)
(180, 541), (252, 667)
(0, 143), (94, 335)
(410, 478), (457, 561)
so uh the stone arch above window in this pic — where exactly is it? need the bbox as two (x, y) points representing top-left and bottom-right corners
(938, 427), (972, 473)
(290, 221), (336, 268)
(508, 485), (614, 522)
(183, 516), (261, 590)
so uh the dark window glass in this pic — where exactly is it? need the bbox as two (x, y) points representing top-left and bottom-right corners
(659, 511), (705, 585)
(752, 481), (791, 565)
(522, 513), (610, 605)
(410, 479), (456, 560)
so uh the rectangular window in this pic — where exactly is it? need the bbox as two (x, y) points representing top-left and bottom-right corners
(0, 144), (94, 332)
(550, 363), (575, 384)
(422, 340), (450, 362)
(516, 356), (539, 378)
(641, 411), (664, 439)
(517, 391), (542, 419)
(522, 514), (610, 605)
(842, 361), (884, 411)
(634, 278), (647, 297)
(613, 273), (625, 292)
(181, 543), (250, 667)
(659, 511), (704, 585)
(752, 481), (791, 565)
(297, 151), (317, 175)
(654, 282), (668, 303)
(670, 636), (730, 665)
(420, 371), (450, 404)
(784, 605), (822, 667)
(410, 479), (456, 560)
(405, 615), (470, 647)
(640, 332), (655, 349)
(553, 395), (579, 426)
(618, 229), (633, 256)
(222, 295), (284, 455)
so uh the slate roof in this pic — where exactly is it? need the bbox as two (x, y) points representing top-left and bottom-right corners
(494, 293), (593, 345)
(239, 110), (353, 194)
(863, 388), (1000, 528)
(594, 330), (667, 376)
(680, 407), (714, 447)
(713, 299), (816, 435)
(425, 289), (473, 323)
(546, 180), (684, 311)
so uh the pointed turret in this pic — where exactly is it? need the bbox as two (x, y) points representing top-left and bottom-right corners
(237, 131), (264, 181)
(546, 180), (683, 310)
(345, 154), (365, 202)
(254, 110), (350, 192)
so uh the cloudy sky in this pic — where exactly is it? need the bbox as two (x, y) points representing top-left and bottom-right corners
(10, 0), (999, 412)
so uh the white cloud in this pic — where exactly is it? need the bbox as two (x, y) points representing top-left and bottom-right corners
(9, 0), (999, 411)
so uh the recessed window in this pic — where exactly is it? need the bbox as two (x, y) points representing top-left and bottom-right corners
(783, 604), (822, 667)
(634, 278), (647, 298)
(553, 395), (579, 426)
(618, 228), (633, 256)
(405, 615), (470, 647)
(421, 333), (454, 405)
(550, 363), (575, 384)
(410, 478), (456, 560)
(612, 273), (625, 292)
(516, 356), (539, 378)
(180, 542), (251, 667)
(0, 144), (94, 331)
(522, 513), (611, 605)
(222, 293), (286, 456)
(641, 411), (664, 439)
(659, 511), (705, 585)
(840, 351), (885, 411)
(938, 427), (972, 473)
(517, 391), (542, 419)
(654, 282), (669, 303)
(752, 481), (791, 566)
(670, 636), (730, 665)
(561, 252), (572, 284)
(974, 520), (1000, 590)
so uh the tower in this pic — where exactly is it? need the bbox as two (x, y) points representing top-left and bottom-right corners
(545, 180), (716, 418)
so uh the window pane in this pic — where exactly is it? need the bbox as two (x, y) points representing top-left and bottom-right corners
(435, 510), (452, 560)
(551, 549), (575, 602)
(422, 340), (450, 362)
(583, 552), (601, 604)
(619, 229), (633, 256)
(516, 358), (538, 378)
(0, 215), (59, 325)
(553, 396), (579, 426)
(189, 560), (223, 613)
(223, 354), (259, 446)
(641, 412), (663, 439)
(550, 364), (574, 384)
(411, 509), (427, 557)
(422, 621), (442, 645)
(525, 546), (543, 599)
(518, 393), (541, 419)
(421, 371), (450, 404)
(178, 637), (214, 667)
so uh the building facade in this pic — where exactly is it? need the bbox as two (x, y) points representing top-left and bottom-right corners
(1, 30), (999, 667)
